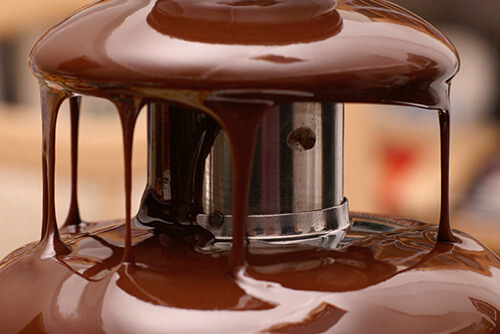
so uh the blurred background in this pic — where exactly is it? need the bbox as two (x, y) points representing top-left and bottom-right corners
(0, 0), (498, 257)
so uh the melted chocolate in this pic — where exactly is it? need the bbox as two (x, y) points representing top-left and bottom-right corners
(1, 0), (499, 332)
(1, 217), (499, 332)
(63, 96), (82, 228)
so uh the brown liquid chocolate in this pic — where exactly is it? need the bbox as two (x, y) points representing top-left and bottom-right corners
(1, 0), (499, 333)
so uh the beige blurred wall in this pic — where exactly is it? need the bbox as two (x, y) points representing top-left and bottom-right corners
(0, 0), (90, 38)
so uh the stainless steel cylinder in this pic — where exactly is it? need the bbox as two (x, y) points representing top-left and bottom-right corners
(197, 102), (350, 246)
(137, 103), (220, 225)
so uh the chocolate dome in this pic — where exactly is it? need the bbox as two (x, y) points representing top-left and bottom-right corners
(30, 0), (458, 107)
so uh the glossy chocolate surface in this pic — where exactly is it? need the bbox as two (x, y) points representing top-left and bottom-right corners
(30, 0), (457, 107)
(1, 216), (500, 333)
(1, 0), (499, 333)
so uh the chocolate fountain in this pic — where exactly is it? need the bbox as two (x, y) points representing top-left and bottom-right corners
(1, 0), (500, 332)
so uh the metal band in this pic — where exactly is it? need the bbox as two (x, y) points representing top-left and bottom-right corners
(197, 199), (349, 247)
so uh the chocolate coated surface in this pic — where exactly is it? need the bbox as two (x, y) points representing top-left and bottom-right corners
(1, 0), (499, 333)
(1, 216), (499, 333)
(30, 0), (457, 107)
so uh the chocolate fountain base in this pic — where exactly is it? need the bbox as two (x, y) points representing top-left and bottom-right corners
(0, 213), (499, 333)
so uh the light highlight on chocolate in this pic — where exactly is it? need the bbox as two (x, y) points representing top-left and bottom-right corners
(1, 0), (498, 333)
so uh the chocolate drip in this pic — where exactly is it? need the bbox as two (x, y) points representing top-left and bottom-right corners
(1, 0), (498, 332)
(437, 109), (458, 243)
(204, 100), (271, 272)
(63, 96), (82, 228)
(113, 96), (143, 264)
(39, 85), (70, 255)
